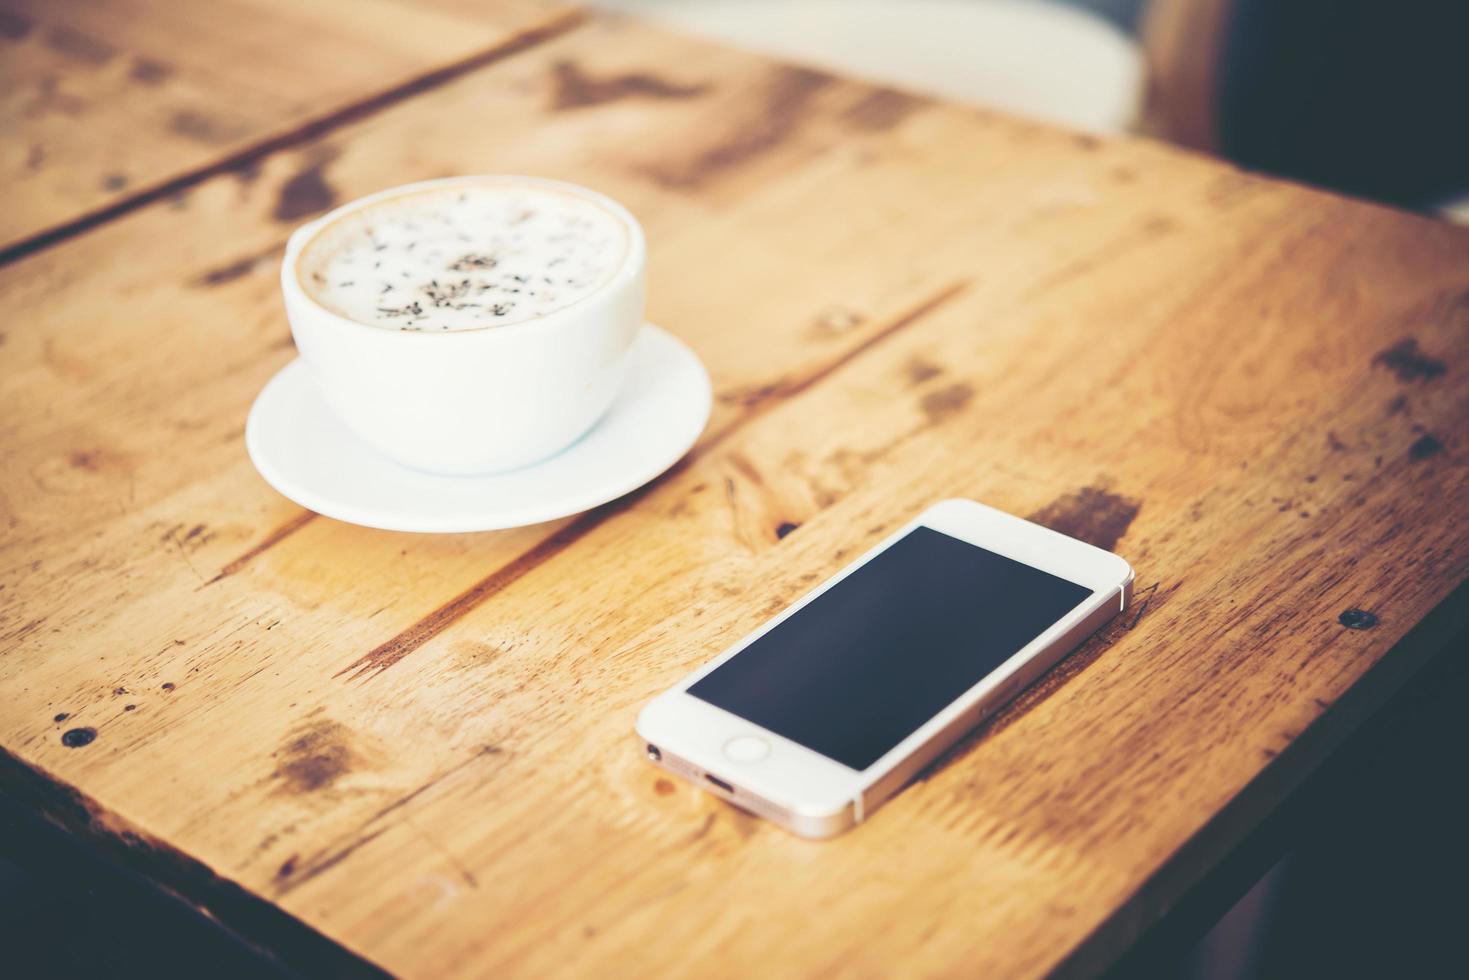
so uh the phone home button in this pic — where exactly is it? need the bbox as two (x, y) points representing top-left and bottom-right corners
(723, 735), (770, 763)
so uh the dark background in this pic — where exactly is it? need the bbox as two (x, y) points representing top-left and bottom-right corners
(3, 610), (1464, 980)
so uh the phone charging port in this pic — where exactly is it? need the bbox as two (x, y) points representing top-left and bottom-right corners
(705, 773), (734, 794)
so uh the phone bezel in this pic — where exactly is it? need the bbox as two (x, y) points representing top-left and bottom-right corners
(635, 498), (1134, 834)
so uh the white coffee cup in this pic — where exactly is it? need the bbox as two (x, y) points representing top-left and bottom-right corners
(280, 176), (646, 475)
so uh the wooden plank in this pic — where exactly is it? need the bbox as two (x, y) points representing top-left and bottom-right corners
(0, 0), (575, 257)
(2, 14), (1467, 978)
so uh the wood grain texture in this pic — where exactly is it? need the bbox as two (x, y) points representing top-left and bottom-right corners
(0, 0), (575, 256)
(2, 14), (1468, 978)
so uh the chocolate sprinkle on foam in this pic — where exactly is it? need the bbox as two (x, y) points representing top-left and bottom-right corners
(300, 183), (627, 331)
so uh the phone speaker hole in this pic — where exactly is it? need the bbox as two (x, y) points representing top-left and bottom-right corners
(704, 773), (734, 793)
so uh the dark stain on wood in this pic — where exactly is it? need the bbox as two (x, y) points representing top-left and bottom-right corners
(53, 712), (69, 723)
(1408, 434), (1444, 461)
(161, 682), (175, 691)
(169, 109), (241, 145)
(195, 254), (258, 287)
(653, 778), (676, 796)
(203, 511), (317, 587)
(647, 65), (832, 190)
(1373, 338), (1446, 383)
(1385, 394), (1409, 416)
(233, 159), (263, 185)
(69, 450), (98, 471)
(129, 56), (173, 85)
(61, 727), (97, 748)
(192, 242), (284, 288)
(1327, 432), (1348, 452)
(277, 854), (298, 878)
(113, 686), (128, 696)
(45, 26), (115, 65)
(160, 521), (214, 555)
(844, 87), (926, 131)
(919, 382), (974, 425)
(1338, 608), (1379, 630)
(273, 157), (338, 222)
(0, 8), (32, 41)
(550, 60), (709, 110)
(775, 522), (799, 540)
(1027, 487), (1142, 552)
(272, 828), (390, 894)
(101, 173), (128, 191)
(906, 357), (943, 385)
(271, 719), (356, 795)
(123, 704), (137, 712)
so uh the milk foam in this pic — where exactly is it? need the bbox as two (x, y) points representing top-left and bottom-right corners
(299, 182), (628, 331)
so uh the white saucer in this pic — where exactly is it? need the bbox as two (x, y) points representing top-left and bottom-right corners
(245, 324), (711, 533)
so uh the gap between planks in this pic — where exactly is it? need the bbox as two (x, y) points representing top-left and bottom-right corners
(328, 280), (971, 681)
(0, 9), (585, 270)
(197, 284), (962, 601)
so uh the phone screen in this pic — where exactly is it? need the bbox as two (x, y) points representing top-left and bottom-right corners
(688, 526), (1094, 771)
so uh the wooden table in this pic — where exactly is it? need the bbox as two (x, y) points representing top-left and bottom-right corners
(0, 0), (572, 257)
(3, 8), (1467, 978)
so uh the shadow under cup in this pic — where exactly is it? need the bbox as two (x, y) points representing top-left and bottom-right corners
(280, 176), (647, 476)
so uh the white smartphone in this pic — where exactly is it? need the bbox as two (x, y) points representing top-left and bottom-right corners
(636, 498), (1134, 838)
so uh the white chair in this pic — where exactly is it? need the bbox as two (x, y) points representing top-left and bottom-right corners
(592, 0), (1144, 134)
